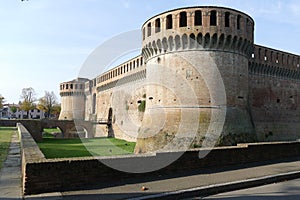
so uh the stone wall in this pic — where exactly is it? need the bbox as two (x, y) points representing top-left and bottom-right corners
(18, 123), (300, 195)
(1, 119), (42, 142)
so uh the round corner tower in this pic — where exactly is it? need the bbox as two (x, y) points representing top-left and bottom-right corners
(58, 78), (88, 120)
(135, 6), (256, 153)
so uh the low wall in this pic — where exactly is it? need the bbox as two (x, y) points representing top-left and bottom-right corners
(18, 123), (300, 195)
(2, 119), (42, 142)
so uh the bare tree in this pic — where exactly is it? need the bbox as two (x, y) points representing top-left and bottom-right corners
(37, 91), (58, 118)
(20, 87), (36, 118)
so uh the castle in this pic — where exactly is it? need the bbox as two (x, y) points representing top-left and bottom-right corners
(59, 6), (300, 153)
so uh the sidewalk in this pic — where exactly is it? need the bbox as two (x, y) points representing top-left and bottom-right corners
(0, 131), (22, 200)
(25, 158), (300, 200)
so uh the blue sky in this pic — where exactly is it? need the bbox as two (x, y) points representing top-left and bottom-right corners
(0, 0), (299, 103)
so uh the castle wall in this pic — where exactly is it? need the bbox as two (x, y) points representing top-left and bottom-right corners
(83, 56), (147, 141)
(59, 6), (300, 153)
(249, 45), (300, 141)
(95, 69), (147, 141)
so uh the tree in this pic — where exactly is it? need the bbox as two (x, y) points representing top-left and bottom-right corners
(20, 87), (36, 118)
(51, 104), (61, 119)
(10, 105), (17, 113)
(0, 95), (4, 109)
(37, 91), (58, 118)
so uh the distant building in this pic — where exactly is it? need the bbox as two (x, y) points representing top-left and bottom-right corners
(0, 104), (45, 119)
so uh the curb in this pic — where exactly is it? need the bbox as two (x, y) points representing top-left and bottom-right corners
(127, 171), (300, 200)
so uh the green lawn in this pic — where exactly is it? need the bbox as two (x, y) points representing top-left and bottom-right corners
(42, 128), (61, 138)
(37, 137), (136, 159)
(0, 127), (14, 169)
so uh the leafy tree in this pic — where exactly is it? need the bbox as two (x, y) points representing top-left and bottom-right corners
(51, 104), (61, 119)
(20, 87), (36, 118)
(37, 91), (58, 118)
(10, 105), (17, 113)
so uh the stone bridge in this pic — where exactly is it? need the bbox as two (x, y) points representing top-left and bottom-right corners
(0, 119), (96, 142)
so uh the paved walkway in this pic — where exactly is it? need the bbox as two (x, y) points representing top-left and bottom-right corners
(0, 131), (22, 200)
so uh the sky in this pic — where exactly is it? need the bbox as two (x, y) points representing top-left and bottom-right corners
(0, 0), (299, 104)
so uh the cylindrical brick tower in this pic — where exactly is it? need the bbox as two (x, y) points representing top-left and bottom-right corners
(59, 78), (88, 120)
(135, 6), (256, 153)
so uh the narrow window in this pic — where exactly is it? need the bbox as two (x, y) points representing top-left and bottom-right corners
(225, 12), (230, 27)
(237, 15), (241, 30)
(147, 22), (151, 37)
(194, 10), (202, 26)
(166, 14), (173, 29)
(66, 84), (68, 89)
(70, 84), (73, 89)
(179, 12), (187, 27)
(270, 51), (273, 62)
(210, 10), (217, 26)
(92, 94), (96, 114)
(264, 50), (268, 61)
(155, 18), (161, 33)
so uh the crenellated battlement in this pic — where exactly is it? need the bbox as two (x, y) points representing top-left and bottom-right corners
(249, 45), (300, 80)
(141, 6), (254, 61)
(251, 45), (300, 69)
(95, 56), (145, 88)
(59, 78), (88, 97)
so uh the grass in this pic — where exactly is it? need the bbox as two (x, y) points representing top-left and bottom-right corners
(42, 128), (61, 138)
(37, 137), (136, 159)
(0, 127), (14, 169)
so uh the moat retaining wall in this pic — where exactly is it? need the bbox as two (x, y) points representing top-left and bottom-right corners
(18, 123), (300, 195)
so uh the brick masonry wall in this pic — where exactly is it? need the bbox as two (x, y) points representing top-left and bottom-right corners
(1, 119), (42, 141)
(18, 123), (300, 195)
